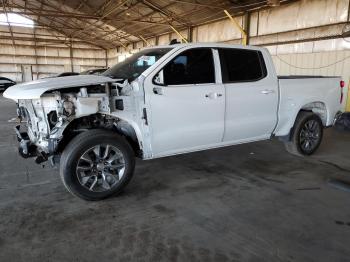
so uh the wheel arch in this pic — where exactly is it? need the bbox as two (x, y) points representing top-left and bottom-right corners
(56, 114), (144, 157)
(276, 100), (328, 141)
(300, 101), (328, 126)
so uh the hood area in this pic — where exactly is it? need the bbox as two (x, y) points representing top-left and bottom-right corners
(3, 75), (118, 101)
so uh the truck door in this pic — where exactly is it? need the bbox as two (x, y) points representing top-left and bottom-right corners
(218, 48), (279, 142)
(145, 48), (225, 157)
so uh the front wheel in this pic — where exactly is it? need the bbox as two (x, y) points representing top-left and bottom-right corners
(284, 112), (323, 156)
(60, 129), (135, 201)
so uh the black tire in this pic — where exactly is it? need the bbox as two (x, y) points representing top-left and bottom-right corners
(284, 112), (323, 156)
(59, 129), (135, 201)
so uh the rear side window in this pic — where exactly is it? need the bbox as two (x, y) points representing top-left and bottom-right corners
(163, 48), (215, 85)
(219, 48), (267, 83)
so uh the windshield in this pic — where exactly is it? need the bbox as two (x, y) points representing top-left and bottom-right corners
(103, 48), (172, 81)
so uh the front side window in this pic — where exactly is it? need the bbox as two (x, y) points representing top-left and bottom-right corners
(162, 48), (215, 85)
(219, 48), (267, 83)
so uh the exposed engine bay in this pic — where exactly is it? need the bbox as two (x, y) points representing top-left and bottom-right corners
(15, 80), (145, 165)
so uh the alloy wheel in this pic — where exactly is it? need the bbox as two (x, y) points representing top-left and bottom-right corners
(299, 119), (321, 153)
(76, 144), (125, 192)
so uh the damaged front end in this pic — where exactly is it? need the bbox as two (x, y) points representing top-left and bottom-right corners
(10, 76), (143, 165)
(14, 125), (40, 160)
(14, 83), (114, 164)
(15, 98), (53, 163)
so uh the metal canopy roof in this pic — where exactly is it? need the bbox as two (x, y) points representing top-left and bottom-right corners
(1, 0), (296, 49)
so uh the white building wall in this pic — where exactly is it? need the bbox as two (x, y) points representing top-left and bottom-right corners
(250, 0), (349, 36)
(267, 38), (350, 109)
(0, 25), (107, 82)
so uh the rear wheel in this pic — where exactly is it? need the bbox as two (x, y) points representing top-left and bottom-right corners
(284, 112), (323, 156)
(60, 129), (135, 200)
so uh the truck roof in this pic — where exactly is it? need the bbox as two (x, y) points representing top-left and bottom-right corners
(144, 42), (267, 52)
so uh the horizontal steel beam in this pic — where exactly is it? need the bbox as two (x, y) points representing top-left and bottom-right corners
(0, 53), (107, 60)
(0, 41), (104, 50)
(3, 8), (175, 25)
(0, 35), (96, 45)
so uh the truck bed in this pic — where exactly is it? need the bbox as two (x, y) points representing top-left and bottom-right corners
(274, 76), (342, 137)
(278, 75), (340, 79)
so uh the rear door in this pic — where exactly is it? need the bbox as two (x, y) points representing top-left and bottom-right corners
(146, 48), (225, 157)
(218, 48), (279, 142)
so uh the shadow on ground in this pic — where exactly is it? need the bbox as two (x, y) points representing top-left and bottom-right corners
(0, 96), (350, 262)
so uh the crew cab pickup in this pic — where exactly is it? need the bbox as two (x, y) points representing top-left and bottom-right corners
(3, 43), (343, 200)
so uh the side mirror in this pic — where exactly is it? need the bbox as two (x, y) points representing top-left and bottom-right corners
(153, 70), (165, 86)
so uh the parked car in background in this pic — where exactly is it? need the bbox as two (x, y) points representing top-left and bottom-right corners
(0, 77), (16, 92)
(55, 72), (80, 77)
(41, 72), (80, 79)
(3, 43), (343, 200)
(81, 68), (108, 75)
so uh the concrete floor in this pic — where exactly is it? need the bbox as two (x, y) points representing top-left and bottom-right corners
(0, 96), (350, 262)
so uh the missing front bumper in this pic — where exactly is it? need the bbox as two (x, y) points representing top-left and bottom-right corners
(15, 125), (36, 158)
(14, 125), (48, 164)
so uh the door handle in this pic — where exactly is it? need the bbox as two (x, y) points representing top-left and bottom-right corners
(261, 89), (275, 95)
(205, 92), (222, 99)
(153, 87), (164, 95)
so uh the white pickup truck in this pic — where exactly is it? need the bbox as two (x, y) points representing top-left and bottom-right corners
(3, 43), (343, 200)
